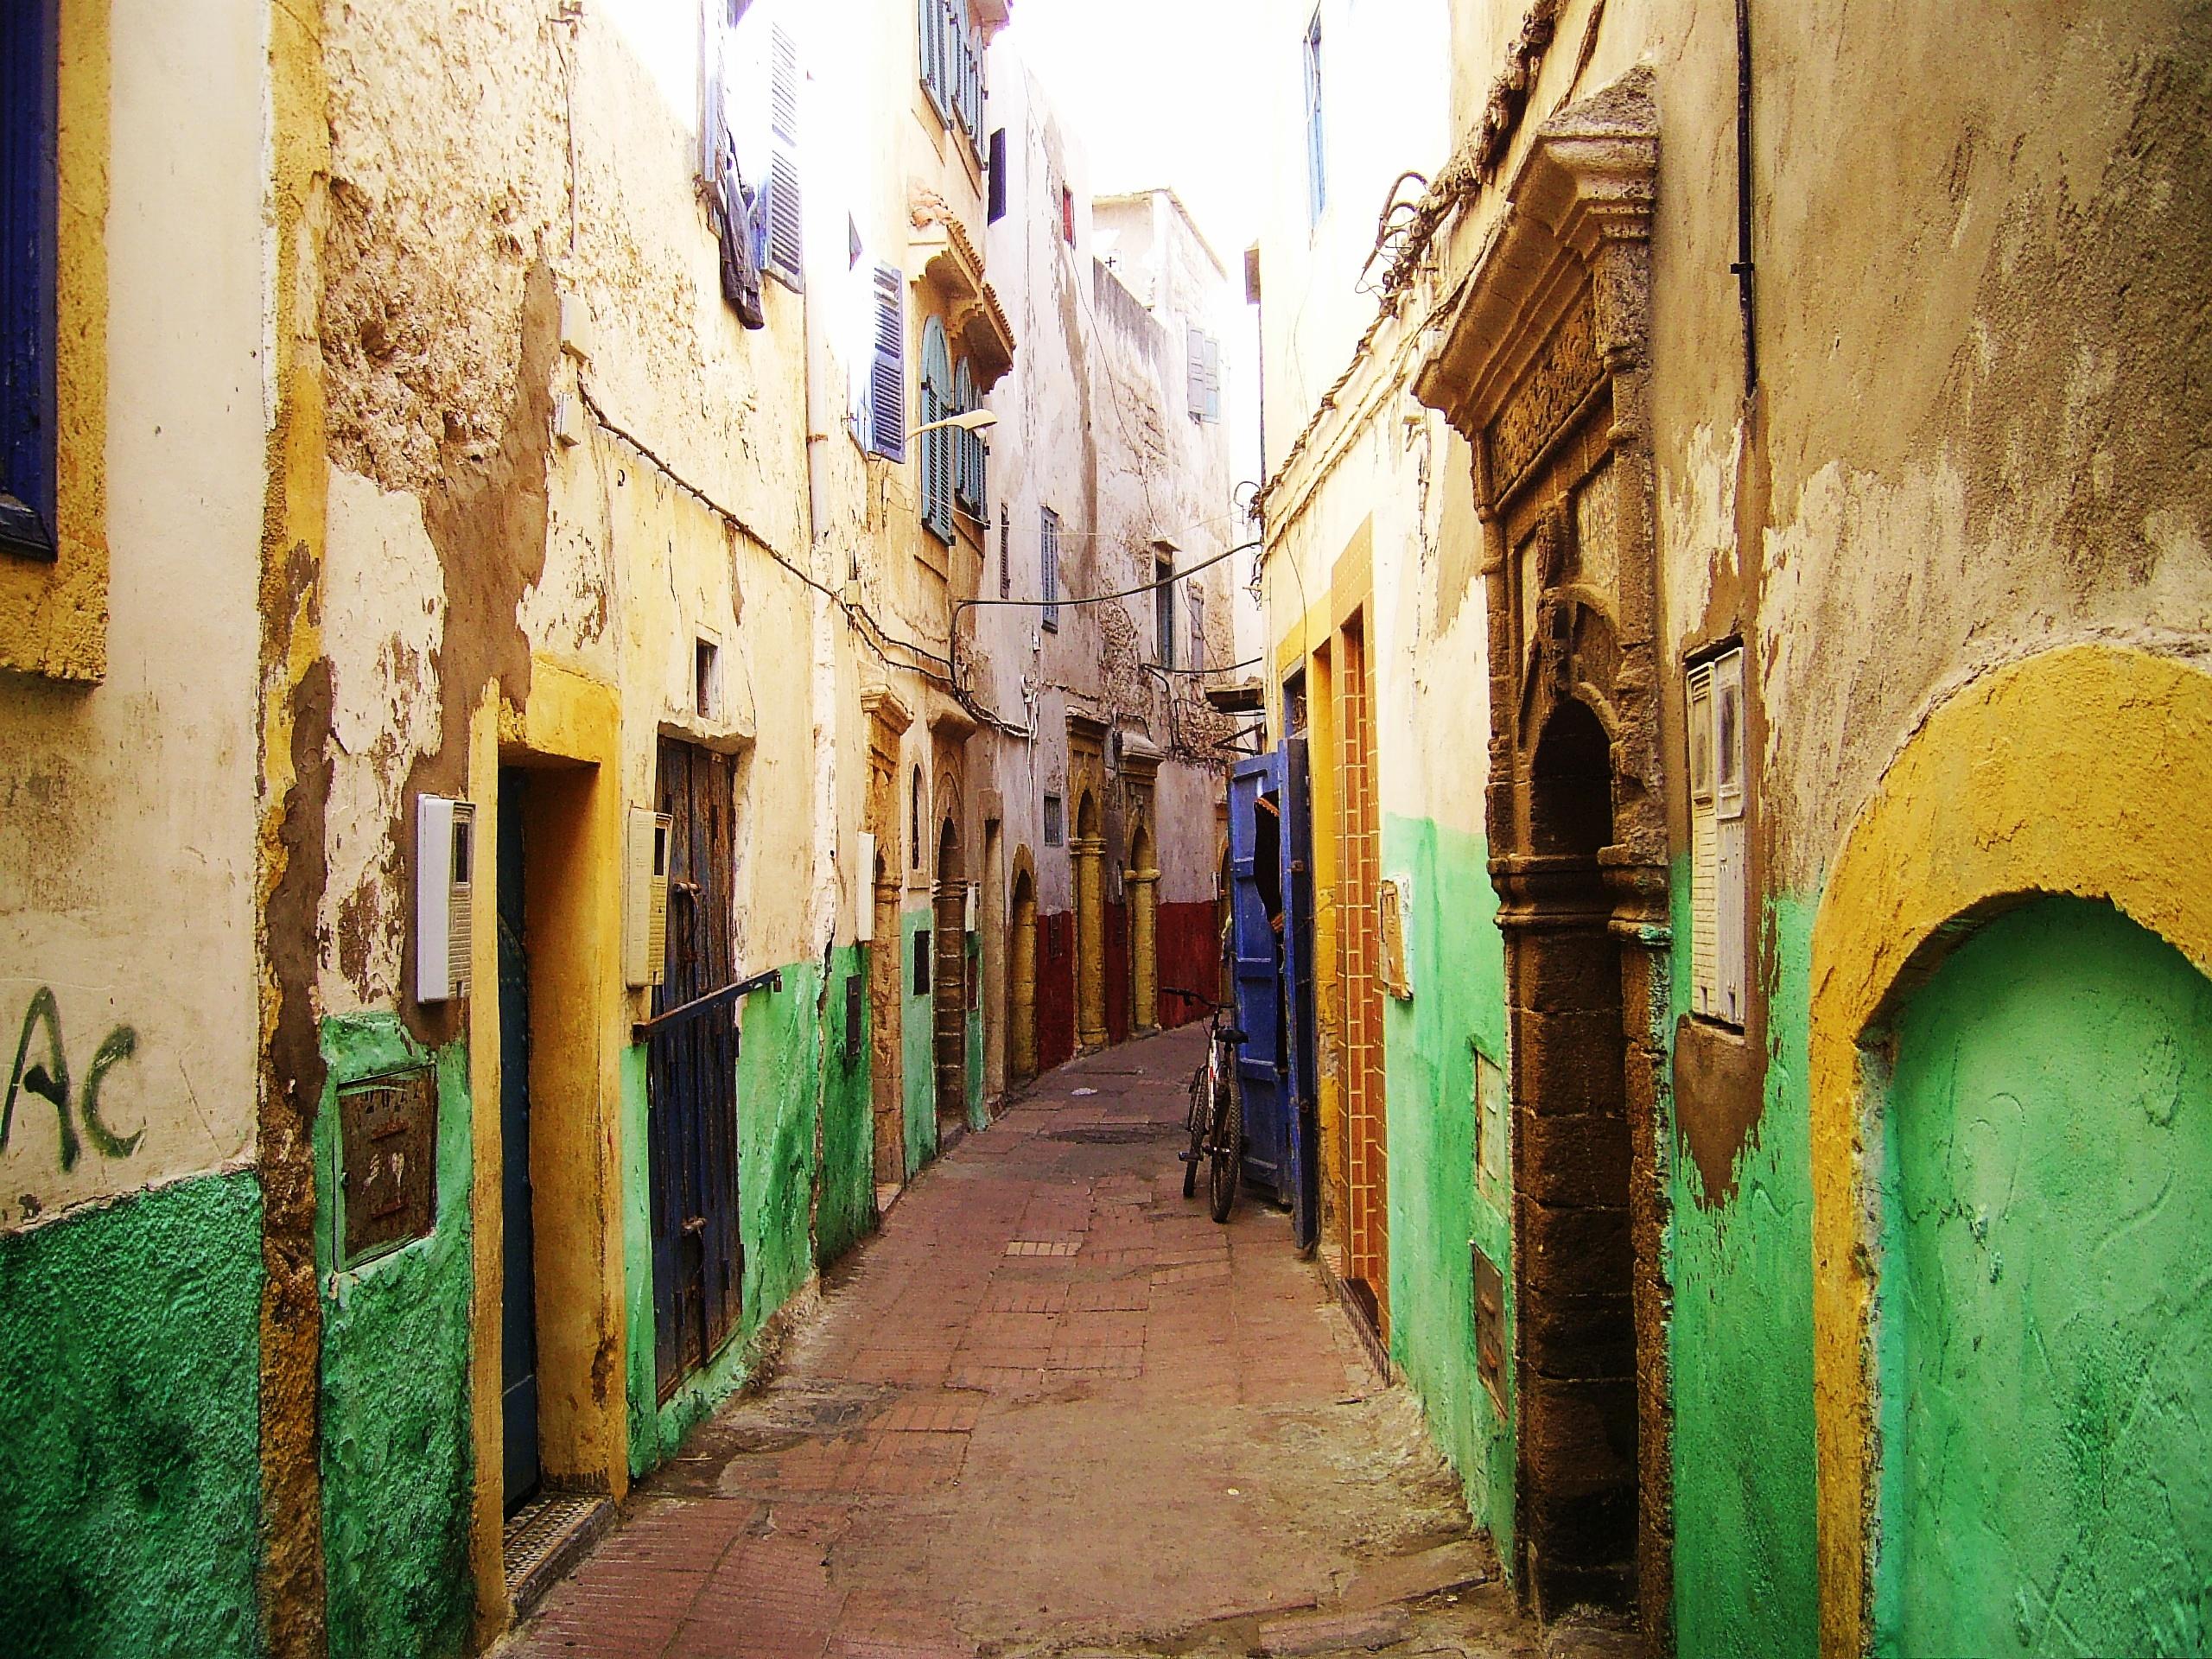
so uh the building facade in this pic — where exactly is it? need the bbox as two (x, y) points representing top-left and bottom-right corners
(0, 2), (1239, 1655)
(1259, 0), (2212, 1653)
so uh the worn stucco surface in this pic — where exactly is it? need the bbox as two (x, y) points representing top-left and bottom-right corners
(0, 1171), (263, 1656)
(315, 1017), (477, 1659)
(1877, 898), (2212, 1656)
(1381, 814), (1516, 1549)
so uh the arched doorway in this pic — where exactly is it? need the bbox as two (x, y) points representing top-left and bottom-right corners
(1513, 696), (1637, 1609)
(1009, 859), (1038, 1084)
(1127, 817), (1159, 1032)
(1073, 791), (1106, 1051)
(869, 850), (903, 1186)
(933, 817), (968, 1134)
(1872, 896), (2212, 1655)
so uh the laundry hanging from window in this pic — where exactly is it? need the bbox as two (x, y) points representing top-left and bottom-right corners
(709, 124), (766, 330)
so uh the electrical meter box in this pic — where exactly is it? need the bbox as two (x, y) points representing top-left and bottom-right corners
(625, 806), (672, 988)
(416, 795), (475, 1002)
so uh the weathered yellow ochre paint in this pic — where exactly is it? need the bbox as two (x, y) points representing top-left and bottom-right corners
(1809, 643), (2212, 1656)
(0, 0), (110, 679)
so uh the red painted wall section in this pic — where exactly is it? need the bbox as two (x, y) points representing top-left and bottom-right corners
(1037, 910), (1077, 1073)
(1156, 899), (1219, 1031)
(1106, 900), (1129, 1046)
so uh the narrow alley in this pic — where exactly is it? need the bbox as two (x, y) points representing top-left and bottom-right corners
(4, 0), (2210, 1655)
(507, 1027), (1565, 1659)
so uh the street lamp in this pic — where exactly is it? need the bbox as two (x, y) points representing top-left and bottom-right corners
(906, 408), (999, 440)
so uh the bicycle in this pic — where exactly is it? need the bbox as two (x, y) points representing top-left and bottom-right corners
(1163, 987), (1244, 1224)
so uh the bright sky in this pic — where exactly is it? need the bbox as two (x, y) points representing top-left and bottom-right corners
(1002, 0), (1275, 262)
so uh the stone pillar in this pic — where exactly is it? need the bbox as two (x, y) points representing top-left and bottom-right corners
(1127, 866), (1160, 1031)
(1074, 834), (1107, 1050)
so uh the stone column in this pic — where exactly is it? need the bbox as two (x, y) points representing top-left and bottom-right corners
(1074, 834), (1107, 1050)
(1127, 865), (1160, 1031)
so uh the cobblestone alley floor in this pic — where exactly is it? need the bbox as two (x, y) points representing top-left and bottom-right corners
(506, 1025), (1557, 1659)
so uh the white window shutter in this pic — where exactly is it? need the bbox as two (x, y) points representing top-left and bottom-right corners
(1687, 661), (1718, 1019)
(1186, 327), (1207, 419)
(1204, 335), (1223, 423)
(759, 26), (803, 291)
(1713, 648), (1749, 1025)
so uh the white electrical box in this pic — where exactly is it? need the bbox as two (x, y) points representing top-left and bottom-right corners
(416, 795), (475, 1002)
(855, 833), (877, 942)
(624, 806), (672, 988)
(964, 880), (977, 933)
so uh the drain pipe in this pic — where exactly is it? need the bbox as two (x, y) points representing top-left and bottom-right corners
(1731, 0), (1758, 395)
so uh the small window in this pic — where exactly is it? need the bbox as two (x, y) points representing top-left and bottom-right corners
(1043, 793), (1064, 848)
(988, 128), (1007, 223)
(911, 766), (925, 870)
(1154, 554), (1176, 670)
(695, 637), (721, 719)
(1185, 326), (1221, 424)
(1243, 244), (1262, 306)
(912, 927), (931, 995)
(1060, 185), (1075, 246)
(1039, 506), (1060, 631)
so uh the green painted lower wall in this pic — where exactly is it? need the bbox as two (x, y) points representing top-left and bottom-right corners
(1379, 814), (1516, 1550)
(1874, 897), (2212, 1657)
(0, 1170), (263, 1657)
(626, 958), (836, 1471)
(1669, 890), (1819, 1659)
(900, 909), (935, 1174)
(817, 944), (876, 1267)
(315, 1015), (475, 1659)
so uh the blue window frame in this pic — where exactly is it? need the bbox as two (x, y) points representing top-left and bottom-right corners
(1303, 9), (1326, 227)
(2, 0), (58, 559)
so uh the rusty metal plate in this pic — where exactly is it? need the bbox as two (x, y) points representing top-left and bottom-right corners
(1472, 1243), (1506, 1419)
(339, 1066), (438, 1267)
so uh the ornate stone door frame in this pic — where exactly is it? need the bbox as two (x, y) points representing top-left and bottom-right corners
(1415, 67), (1671, 1635)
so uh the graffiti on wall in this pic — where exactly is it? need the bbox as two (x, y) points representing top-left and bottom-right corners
(2, 988), (143, 1173)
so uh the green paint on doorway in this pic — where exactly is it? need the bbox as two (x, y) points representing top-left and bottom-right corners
(632, 960), (831, 1468)
(314, 1014), (476, 1659)
(817, 944), (876, 1266)
(1669, 887), (1818, 1659)
(1379, 813), (1515, 1550)
(0, 1170), (263, 1657)
(901, 908), (935, 1173)
(1874, 897), (2212, 1657)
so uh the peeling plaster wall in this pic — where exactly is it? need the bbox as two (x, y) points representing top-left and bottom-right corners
(0, 5), (270, 1648)
(1413, 0), (2212, 1648)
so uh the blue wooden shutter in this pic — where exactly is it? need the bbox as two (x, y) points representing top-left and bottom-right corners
(921, 318), (953, 541)
(760, 25), (803, 292)
(1, 0), (56, 557)
(953, 361), (978, 513)
(868, 264), (906, 462)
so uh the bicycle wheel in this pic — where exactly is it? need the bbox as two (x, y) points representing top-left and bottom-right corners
(1208, 1071), (1241, 1223)
(1183, 1068), (1209, 1199)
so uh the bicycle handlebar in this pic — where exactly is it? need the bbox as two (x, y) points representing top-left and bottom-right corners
(1160, 985), (1223, 1011)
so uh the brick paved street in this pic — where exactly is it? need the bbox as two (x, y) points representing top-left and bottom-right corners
(505, 1027), (1550, 1658)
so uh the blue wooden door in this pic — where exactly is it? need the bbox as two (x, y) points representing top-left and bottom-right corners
(1228, 753), (1290, 1203)
(495, 770), (541, 1511)
(1281, 736), (1319, 1249)
(647, 737), (744, 1399)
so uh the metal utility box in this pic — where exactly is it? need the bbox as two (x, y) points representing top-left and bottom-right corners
(339, 1066), (439, 1268)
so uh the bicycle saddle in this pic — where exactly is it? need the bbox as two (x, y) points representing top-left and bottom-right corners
(1217, 1027), (1247, 1046)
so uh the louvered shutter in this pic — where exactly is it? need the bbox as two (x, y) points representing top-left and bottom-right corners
(1203, 335), (1223, 423)
(760, 25), (803, 292)
(1186, 327), (1206, 421)
(868, 264), (906, 462)
(1039, 507), (1060, 631)
(953, 362), (978, 513)
(921, 318), (953, 541)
